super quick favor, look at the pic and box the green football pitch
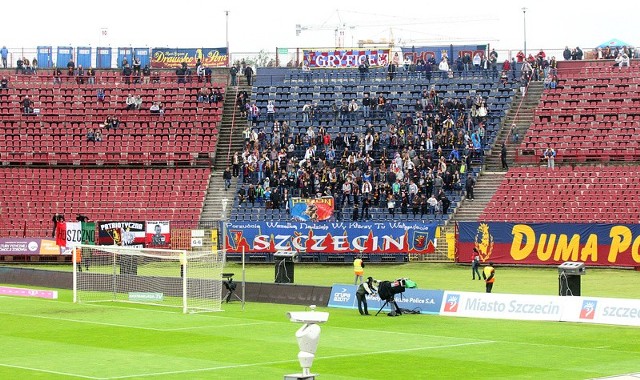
[1,263,639,379]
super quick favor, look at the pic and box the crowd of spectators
[16,56,37,75]
[197,86,223,104]
[229,74,497,221]
[229,59,254,86]
[121,57,151,85]
[593,45,635,61]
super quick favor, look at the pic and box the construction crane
[298,10,498,49]
[296,10,356,48]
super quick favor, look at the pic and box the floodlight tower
[522,7,528,57]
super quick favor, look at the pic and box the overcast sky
[1,1,636,53]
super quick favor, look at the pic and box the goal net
[73,244,224,313]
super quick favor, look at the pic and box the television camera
[222,273,241,303]
[375,278,417,316]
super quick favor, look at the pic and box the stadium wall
[0,267,331,306]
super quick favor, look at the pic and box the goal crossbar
[72,244,223,313]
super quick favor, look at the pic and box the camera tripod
[222,273,242,303]
[375,297,401,316]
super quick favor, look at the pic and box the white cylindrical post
[242,245,246,311]
[522,7,527,58]
[72,246,77,303]
[182,252,188,314]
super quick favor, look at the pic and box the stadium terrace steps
[200,169,237,222]
[484,82,544,171]
[450,171,506,222]
[213,85,252,170]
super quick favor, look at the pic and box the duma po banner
[458,222,640,267]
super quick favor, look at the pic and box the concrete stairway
[484,81,544,171]
[200,168,234,222]
[451,171,506,222]
[200,84,251,222]
[214,85,251,170]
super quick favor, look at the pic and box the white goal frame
[72,244,223,313]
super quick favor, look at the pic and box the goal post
[73,244,224,313]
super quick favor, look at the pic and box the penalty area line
[103,340,494,379]
[163,321,276,331]
[0,310,275,332]
[0,362,102,379]
[0,311,170,332]
[320,340,495,360]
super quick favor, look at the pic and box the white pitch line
[103,341,494,379]
[162,321,275,331]
[0,362,102,379]
[320,340,493,360]
[0,310,274,332]
[0,311,170,331]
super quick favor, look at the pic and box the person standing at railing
[387,62,397,81]
[301,61,311,82]
[87,67,95,85]
[229,65,238,86]
[0,46,7,68]
[501,142,508,170]
[244,65,254,86]
[76,65,85,85]
[142,65,150,84]
[22,57,31,74]
[67,58,75,77]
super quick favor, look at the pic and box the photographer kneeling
[356,277,378,316]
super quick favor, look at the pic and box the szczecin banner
[223,221,436,254]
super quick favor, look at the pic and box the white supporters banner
[56,222,82,248]
[440,291,564,321]
[146,221,171,248]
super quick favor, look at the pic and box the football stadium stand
[0,167,210,237]
[228,67,517,225]
[0,71,223,166]
[518,61,640,163]
[480,165,640,223]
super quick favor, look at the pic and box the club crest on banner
[475,223,494,262]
